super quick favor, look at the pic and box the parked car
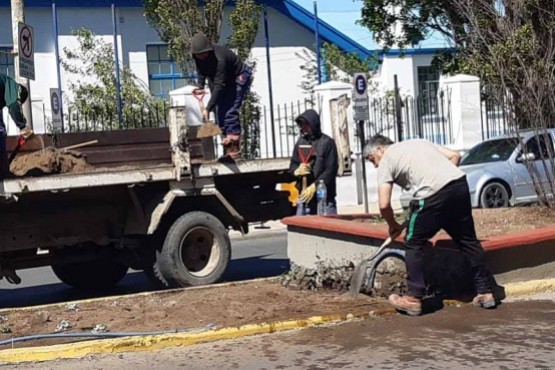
[400,129,555,209]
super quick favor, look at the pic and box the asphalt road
[7,297,555,370]
[0,231,288,309]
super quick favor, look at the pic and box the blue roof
[0,0,374,59]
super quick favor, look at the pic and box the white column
[439,74,482,150]
[313,81,356,152]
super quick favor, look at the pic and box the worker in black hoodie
[290,109,339,215]
[191,32,253,159]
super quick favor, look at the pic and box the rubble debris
[281,256,408,297]
[91,324,109,334]
[29,311,51,326]
[281,259,355,292]
[0,326,11,334]
[65,303,79,312]
[0,315,8,323]
[54,320,72,333]
[10,147,92,177]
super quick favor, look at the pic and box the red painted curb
[282,215,555,252]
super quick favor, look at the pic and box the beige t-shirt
[377,139,465,199]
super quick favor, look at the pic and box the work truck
[0,107,297,290]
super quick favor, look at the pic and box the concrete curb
[0,278,554,364]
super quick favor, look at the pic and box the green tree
[297,42,375,95]
[145,0,263,158]
[61,28,163,131]
[144,0,225,73]
[228,0,263,159]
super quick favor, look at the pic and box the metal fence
[481,91,511,139]
[258,96,322,159]
[366,93,453,145]
[65,100,169,132]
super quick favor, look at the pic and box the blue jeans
[215,66,253,136]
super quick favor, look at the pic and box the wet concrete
[6,298,555,370]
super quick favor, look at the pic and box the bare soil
[354,207,555,239]
[10,147,92,177]
[0,280,385,349]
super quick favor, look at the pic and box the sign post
[353,73,370,213]
[50,88,62,132]
[18,22,35,80]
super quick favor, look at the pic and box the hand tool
[194,91,222,138]
[349,220,409,296]
[8,134,30,166]
[296,144,315,215]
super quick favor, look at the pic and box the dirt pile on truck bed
[10,147,92,177]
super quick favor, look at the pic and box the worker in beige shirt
[365,134,497,316]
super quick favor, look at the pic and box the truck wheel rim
[180,227,221,278]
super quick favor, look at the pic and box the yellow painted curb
[0,309,395,364]
[503,278,555,297]
[0,278,553,365]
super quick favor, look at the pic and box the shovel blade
[197,123,222,138]
[349,261,368,296]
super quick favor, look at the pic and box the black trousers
[405,177,493,298]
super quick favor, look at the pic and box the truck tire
[52,258,128,290]
[157,211,231,287]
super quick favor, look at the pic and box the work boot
[472,293,497,309]
[221,134,241,161]
[388,294,422,316]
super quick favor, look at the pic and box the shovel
[296,144,315,215]
[193,91,222,139]
[349,220,409,296]
[8,134,32,166]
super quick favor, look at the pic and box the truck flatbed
[0,158,291,195]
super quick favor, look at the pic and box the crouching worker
[191,32,253,160]
[365,134,498,316]
[290,109,338,215]
[0,73,33,177]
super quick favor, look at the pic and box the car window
[524,134,554,160]
[460,138,518,165]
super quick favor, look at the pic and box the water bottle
[316,180,327,215]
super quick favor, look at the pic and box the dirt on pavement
[10,147,92,177]
[0,280,386,349]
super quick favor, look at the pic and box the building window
[417,66,440,116]
[0,48,15,78]
[147,44,194,98]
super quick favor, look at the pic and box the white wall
[372,53,435,98]
[0,5,324,135]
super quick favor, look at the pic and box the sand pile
[10,147,92,177]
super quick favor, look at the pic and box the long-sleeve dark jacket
[0,74,26,129]
[193,43,245,113]
[289,109,338,204]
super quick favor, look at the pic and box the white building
[0,0,374,135]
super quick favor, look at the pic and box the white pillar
[313,81,356,153]
[439,74,482,150]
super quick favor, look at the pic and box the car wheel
[480,182,510,208]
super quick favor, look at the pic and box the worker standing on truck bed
[0,73,33,177]
[290,109,338,215]
[365,134,498,316]
[191,32,253,160]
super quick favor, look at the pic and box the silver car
[400,129,555,208]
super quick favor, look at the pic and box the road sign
[18,22,35,80]
[353,73,369,121]
[50,88,63,131]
